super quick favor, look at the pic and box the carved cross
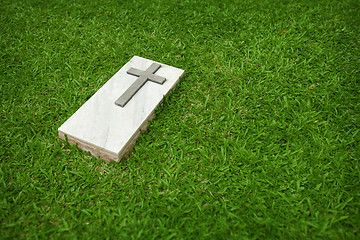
[115,63,166,107]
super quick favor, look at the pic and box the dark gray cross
[115,63,166,107]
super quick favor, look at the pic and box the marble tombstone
[58,56,185,162]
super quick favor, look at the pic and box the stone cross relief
[115,63,166,107]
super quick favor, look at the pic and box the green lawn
[1,0,359,239]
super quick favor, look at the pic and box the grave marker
[58,56,184,162]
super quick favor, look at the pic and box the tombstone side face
[58,56,185,162]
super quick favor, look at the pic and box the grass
[1,0,359,239]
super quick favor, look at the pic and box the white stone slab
[58,56,184,162]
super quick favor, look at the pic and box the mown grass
[1,0,359,239]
